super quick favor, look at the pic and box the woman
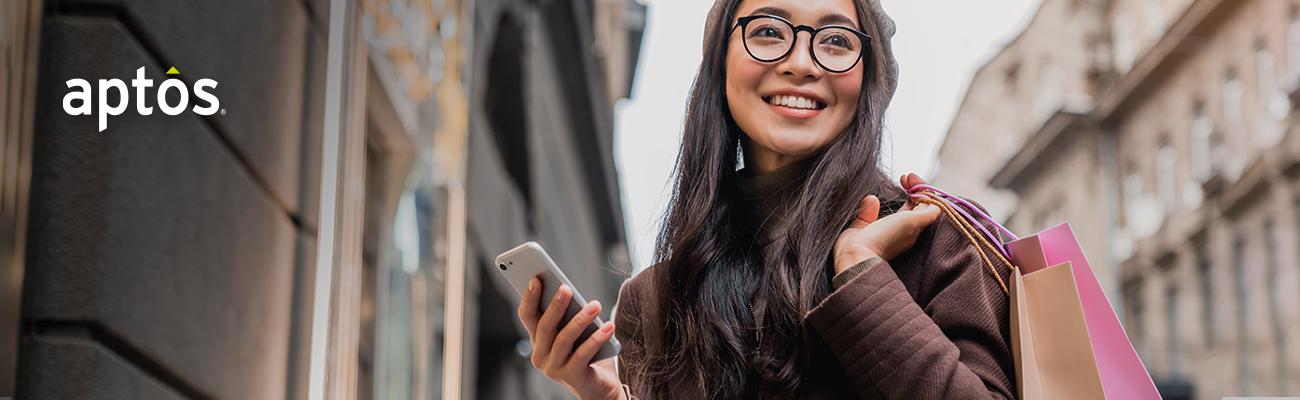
[516,0,1016,398]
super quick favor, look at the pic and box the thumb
[850,195,881,229]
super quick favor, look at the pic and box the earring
[735,138,745,171]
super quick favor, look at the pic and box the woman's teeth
[764,95,826,110]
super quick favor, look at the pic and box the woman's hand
[832,173,943,274]
[517,277,625,400]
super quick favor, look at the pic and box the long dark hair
[640,0,903,397]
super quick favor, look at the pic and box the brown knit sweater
[614,160,1017,399]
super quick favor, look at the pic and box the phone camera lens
[499,263,508,271]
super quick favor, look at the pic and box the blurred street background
[1,0,1298,399]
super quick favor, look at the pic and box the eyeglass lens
[741,16,864,72]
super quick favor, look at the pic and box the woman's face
[725,0,865,172]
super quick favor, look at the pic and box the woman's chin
[764,137,830,158]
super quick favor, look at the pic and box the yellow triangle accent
[166,66,180,75]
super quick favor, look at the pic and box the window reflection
[375,157,448,400]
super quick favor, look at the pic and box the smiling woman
[515,0,1019,398]
[724,1,871,174]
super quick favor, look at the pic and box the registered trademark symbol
[219,109,227,115]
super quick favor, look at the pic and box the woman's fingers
[860,203,942,260]
[892,203,941,229]
[548,300,602,369]
[911,202,942,227]
[901,172,927,190]
[531,285,572,367]
[517,276,541,336]
[900,172,929,211]
[564,321,615,372]
[851,195,881,229]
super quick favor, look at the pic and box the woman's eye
[751,26,784,39]
[820,34,853,50]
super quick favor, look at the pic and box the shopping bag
[1008,224,1161,400]
[1007,233,1105,399]
[907,185,1160,400]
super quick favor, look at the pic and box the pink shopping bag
[1007,224,1160,400]
[908,184,1160,400]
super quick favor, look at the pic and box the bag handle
[907,184,1019,243]
[910,190,1014,296]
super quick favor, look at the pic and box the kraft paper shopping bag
[908,185,1160,400]
[1009,224,1160,399]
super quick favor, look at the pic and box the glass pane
[744,17,792,60]
[375,157,448,400]
[813,28,861,70]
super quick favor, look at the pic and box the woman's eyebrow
[818,13,857,28]
[749,6,790,19]
[747,7,858,29]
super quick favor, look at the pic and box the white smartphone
[495,241,620,361]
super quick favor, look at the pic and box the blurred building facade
[1,0,643,399]
[935,0,1300,398]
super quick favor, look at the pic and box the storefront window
[375,157,449,400]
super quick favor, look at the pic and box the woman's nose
[779,32,822,80]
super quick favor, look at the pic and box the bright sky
[613,0,1044,269]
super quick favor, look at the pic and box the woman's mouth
[763,94,827,119]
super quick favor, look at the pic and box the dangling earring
[735,137,745,171]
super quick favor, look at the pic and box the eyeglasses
[730,15,871,73]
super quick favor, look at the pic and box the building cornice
[1095,0,1248,126]
[990,110,1089,191]
[1122,123,1300,274]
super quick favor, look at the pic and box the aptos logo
[62,66,222,132]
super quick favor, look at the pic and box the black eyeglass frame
[730,14,873,74]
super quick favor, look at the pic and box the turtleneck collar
[740,156,817,246]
